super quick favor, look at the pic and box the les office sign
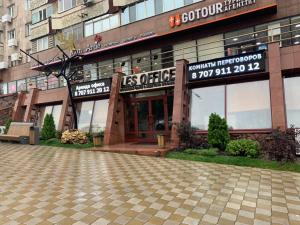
[120,67,176,93]
[169,0,257,28]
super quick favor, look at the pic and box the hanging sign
[187,51,265,82]
[71,78,111,98]
[120,67,176,93]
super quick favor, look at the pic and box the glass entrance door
[125,93,173,142]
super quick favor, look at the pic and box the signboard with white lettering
[120,67,176,93]
[187,51,266,82]
[71,78,111,98]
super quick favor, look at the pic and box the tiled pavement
[0,144,300,225]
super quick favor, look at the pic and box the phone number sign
[71,78,111,98]
[187,51,266,82]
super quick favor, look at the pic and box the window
[62,23,83,41]
[40,105,62,129]
[115,56,131,75]
[132,51,151,73]
[77,100,109,133]
[225,27,256,56]
[25,23,31,37]
[17,79,27,92]
[58,0,76,12]
[36,36,49,52]
[197,34,225,61]
[284,77,300,128]
[84,14,120,37]
[0,83,8,95]
[8,81,17,94]
[36,76,47,90]
[7,29,16,40]
[47,75,60,89]
[98,60,114,78]
[190,81,272,130]
[32,6,53,24]
[24,0,31,11]
[83,63,98,81]
[191,86,225,130]
[227,81,272,129]
[174,41,197,63]
[8,5,14,17]
[291,16,300,45]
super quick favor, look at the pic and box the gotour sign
[187,51,265,82]
[71,78,112,98]
[169,0,256,28]
[120,67,176,93]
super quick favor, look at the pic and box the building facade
[0,0,300,146]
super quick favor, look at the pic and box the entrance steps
[91,142,173,157]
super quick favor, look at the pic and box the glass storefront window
[174,41,197,63]
[99,60,114,78]
[52,105,62,130]
[197,34,225,61]
[284,77,300,127]
[47,75,59,89]
[191,86,225,130]
[226,81,272,129]
[132,51,151,73]
[114,56,131,75]
[83,63,98,81]
[77,100,109,133]
[77,101,94,132]
[39,104,62,130]
[8,81,17,94]
[36,76,47,90]
[90,100,109,133]
[0,83,8,95]
[225,27,256,56]
[16,79,26,92]
[291,16,300,45]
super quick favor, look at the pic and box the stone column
[268,42,287,130]
[57,87,69,131]
[12,91,26,121]
[171,59,189,147]
[104,73,125,145]
[23,88,39,122]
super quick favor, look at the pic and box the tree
[208,113,230,150]
[41,114,56,140]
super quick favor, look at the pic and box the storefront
[120,67,176,142]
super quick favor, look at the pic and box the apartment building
[0,0,300,146]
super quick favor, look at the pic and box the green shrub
[208,113,230,150]
[41,114,56,140]
[4,118,12,134]
[184,149,200,155]
[226,139,260,158]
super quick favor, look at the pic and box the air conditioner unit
[2,14,12,23]
[11,53,22,61]
[0,61,8,69]
[8,39,18,47]
[83,0,94,6]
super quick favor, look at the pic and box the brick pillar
[57,87,69,131]
[268,42,287,130]
[23,88,39,122]
[12,91,26,121]
[104,73,125,145]
[171,59,189,147]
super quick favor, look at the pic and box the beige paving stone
[1,143,300,225]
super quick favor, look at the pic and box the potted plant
[93,129,104,147]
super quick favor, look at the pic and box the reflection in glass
[227,81,272,129]
[77,101,94,132]
[91,99,109,132]
[284,77,300,127]
[138,101,149,131]
[152,99,165,131]
[191,86,225,130]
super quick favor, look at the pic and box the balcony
[1,14,12,23]
[11,53,22,61]
[0,62,8,70]
[8,39,18,47]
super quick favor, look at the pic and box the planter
[93,136,103,147]
[157,134,166,148]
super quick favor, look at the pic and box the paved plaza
[0,143,300,225]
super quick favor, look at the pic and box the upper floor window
[32,5,53,24]
[36,36,49,52]
[25,23,31,37]
[84,14,120,37]
[58,0,76,12]
[62,23,83,41]
[8,4,15,17]
[7,29,16,40]
[24,0,31,11]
